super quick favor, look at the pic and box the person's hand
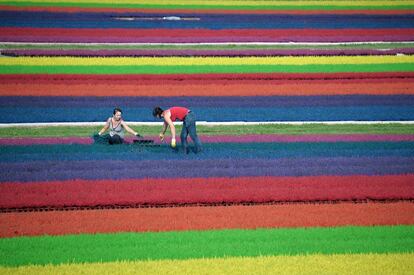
[159,133,165,142]
[171,138,176,148]
[135,133,142,138]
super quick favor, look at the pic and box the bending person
[97,107,140,144]
[153,106,202,153]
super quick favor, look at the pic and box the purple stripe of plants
[3,95,413,108]
[2,134,414,146]
[3,48,414,57]
[0,157,413,182]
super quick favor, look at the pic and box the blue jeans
[181,112,202,153]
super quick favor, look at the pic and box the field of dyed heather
[0,0,414,274]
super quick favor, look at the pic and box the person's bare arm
[98,119,110,135]
[163,113,176,140]
[161,121,168,135]
[159,111,170,141]
[121,121,138,136]
[162,111,176,147]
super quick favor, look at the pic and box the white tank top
[109,118,125,138]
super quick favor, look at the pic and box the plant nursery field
[0,1,413,274]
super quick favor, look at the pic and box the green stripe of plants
[2,2,413,10]
[1,64,413,74]
[1,124,414,138]
[0,225,412,267]
[2,43,414,51]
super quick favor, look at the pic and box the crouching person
[95,107,140,144]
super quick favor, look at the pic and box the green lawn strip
[1,64,413,74]
[1,2,413,11]
[2,43,414,51]
[0,225,412,267]
[199,124,414,136]
[1,124,414,138]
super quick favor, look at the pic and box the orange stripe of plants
[1,82,412,96]
[1,202,413,237]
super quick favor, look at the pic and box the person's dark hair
[153,106,164,117]
[113,107,122,115]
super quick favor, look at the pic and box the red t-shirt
[168,107,189,121]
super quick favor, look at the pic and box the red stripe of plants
[0,175,413,209]
[1,6,412,15]
[2,27,413,39]
[1,202,413,237]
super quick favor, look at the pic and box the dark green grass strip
[1,64,413,74]
[0,225,412,267]
[2,2,413,11]
[1,124,414,138]
[2,141,413,157]
[2,43,414,51]
[2,142,412,164]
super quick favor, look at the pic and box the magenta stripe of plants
[1,134,414,146]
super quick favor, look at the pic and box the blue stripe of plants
[1,157,412,182]
[2,106,414,123]
[2,95,413,108]
[1,11,414,29]
[1,142,413,162]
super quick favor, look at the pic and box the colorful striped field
[0,1,414,274]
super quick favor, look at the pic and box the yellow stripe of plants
[0,253,412,275]
[1,55,413,66]
[0,0,411,8]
